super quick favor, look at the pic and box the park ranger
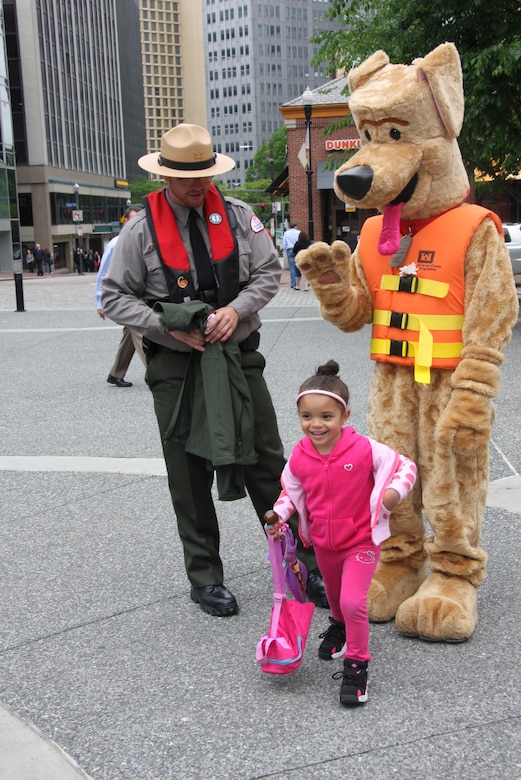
[102,123,327,617]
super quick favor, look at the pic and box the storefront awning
[266,167,289,197]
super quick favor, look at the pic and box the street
[0,271,520,780]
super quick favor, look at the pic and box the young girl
[265,360,416,706]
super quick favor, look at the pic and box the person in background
[266,360,416,706]
[43,247,52,274]
[101,123,327,617]
[96,204,146,388]
[74,248,83,274]
[25,248,34,273]
[34,243,45,276]
[282,222,300,290]
[293,230,312,291]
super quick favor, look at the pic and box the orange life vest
[144,183,239,306]
[359,204,503,384]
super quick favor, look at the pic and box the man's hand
[168,306,239,351]
[203,306,239,344]
[169,329,207,352]
[97,308,105,320]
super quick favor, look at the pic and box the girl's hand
[382,487,400,512]
[264,510,284,538]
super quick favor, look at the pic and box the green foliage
[217,180,274,221]
[127,175,164,203]
[245,125,288,183]
[312,0,521,180]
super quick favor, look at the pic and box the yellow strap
[371,338,462,360]
[381,274,449,299]
[370,338,463,384]
[373,310,464,331]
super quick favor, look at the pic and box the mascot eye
[364,129,371,141]
[390,128,401,140]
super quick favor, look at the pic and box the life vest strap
[373,309,464,331]
[380,274,449,299]
[370,337,463,384]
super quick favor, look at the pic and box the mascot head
[335,43,470,253]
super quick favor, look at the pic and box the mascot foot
[367,559,427,623]
[395,572,478,642]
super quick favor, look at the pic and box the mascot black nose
[336,165,373,200]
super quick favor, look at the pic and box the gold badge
[177,276,189,289]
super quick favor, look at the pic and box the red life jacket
[144,183,240,306]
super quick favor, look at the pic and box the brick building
[279,76,373,247]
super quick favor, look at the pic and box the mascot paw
[296,240,351,296]
[395,572,477,642]
[367,559,427,623]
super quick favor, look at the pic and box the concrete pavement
[1,270,520,779]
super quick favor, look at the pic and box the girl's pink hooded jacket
[273,426,416,549]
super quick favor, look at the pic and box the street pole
[304,101,314,241]
[13,252,25,312]
[73,183,84,274]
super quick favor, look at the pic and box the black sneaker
[333,658,369,705]
[318,617,346,660]
[305,568,329,608]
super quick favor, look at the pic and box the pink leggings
[314,543,380,662]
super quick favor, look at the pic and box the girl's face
[298,393,350,455]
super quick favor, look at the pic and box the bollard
[12,256,25,312]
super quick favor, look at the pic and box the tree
[127,174,164,204]
[245,125,288,183]
[312,0,521,180]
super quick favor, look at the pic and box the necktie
[188,209,215,292]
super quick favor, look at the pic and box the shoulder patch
[250,215,264,233]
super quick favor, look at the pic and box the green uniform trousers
[146,346,318,587]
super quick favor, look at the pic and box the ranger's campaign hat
[138,123,236,178]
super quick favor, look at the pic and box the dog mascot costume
[297,43,519,642]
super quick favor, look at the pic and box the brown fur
[297,43,519,641]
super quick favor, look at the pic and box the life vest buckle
[397,276,418,293]
[389,339,408,358]
[390,311,408,330]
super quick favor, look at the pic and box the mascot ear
[348,50,389,93]
[414,42,464,138]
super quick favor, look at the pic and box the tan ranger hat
[138,123,236,178]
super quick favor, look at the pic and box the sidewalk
[1,273,520,779]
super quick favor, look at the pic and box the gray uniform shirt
[102,191,281,352]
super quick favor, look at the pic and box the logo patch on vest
[250,215,264,233]
[417,250,435,264]
[208,212,222,225]
[177,276,189,289]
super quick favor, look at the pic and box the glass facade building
[0,0,19,273]
[204,0,340,186]
[3,0,144,270]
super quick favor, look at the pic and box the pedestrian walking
[96,205,146,387]
[282,223,300,289]
[34,243,45,276]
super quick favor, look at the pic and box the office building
[0,0,19,274]
[203,0,340,186]
[3,0,143,272]
[138,0,206,159]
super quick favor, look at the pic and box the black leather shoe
[306,569,329,608]
[107,374,133,387]
[190,584,239,617]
